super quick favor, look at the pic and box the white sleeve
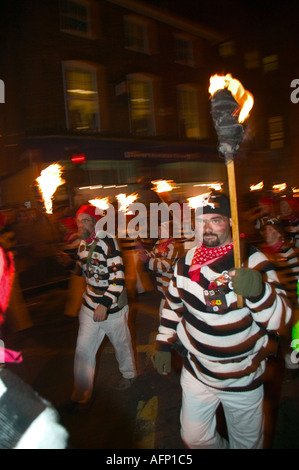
[14,407,69,449]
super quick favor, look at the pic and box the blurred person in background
[0,216,68,449]
[145,219,186,318]
[54,204,84,319]
[152,193,291,449]
[259,217,299,370]
[279,196,299,248]
[0,211,33,342]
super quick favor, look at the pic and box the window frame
[174,34,195,67]
[127,73,156,136]
[124,15,151,55]
[59,0,92,38]
[62,60,100,132]
[177,84,201,139]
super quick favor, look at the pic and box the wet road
[3,287,299,450]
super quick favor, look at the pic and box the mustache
[203,232,218,237]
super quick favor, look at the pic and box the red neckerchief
[157,238,172,255]
[85,232,96,244]
[263,240,284,255]
[188,243,233,282]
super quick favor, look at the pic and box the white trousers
[180,367,264,449]
[71,305,136,403]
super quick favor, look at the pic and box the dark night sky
[142,0,299,43]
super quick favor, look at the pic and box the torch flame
[116,193,139,214]
[209,73,254,123]
[89,197,110,211]
[250,181,264,191]
[187,192,212,209]
[272,183,287,193]
[151,180,175,193]
[36,163,65,214]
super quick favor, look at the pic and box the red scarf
[157,238,172,255]
[189,243,233,282]
[263,240,284,255]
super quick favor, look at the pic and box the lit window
[63,63,99,131]
[263,54,279,72]
[127,75,155,136]
[124,16,149,53]
[177,86,200,139]
[175,35,194,66]
[60,0,90,37]
[269,116,284,148]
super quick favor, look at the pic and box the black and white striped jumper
[147,238,185,295]
[262,242,299,309]
[156,244,292,392]
[77,232,126,315]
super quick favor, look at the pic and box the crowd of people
[0,189,298,449]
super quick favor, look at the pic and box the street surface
[3,286,299,450]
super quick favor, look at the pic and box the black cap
[201,194,231,217]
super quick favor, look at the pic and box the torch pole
[226,156,243,308]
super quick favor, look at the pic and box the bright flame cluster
[187,192,212,209]
[151,180,175,193]
[89,197,110,211]
[209,73,254,123]
[116,193,139,214]
[36,163,65,214]
[250,181,264,191]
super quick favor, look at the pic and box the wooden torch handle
[226,158,243,308]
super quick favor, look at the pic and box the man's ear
[229,218,232,227]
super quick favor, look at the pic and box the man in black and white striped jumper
[147,220,186,317]
[152,194,291,449]
[70,205,136,409]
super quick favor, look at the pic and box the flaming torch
[151,179,175,204]
[36,163,65,214]
[209,74,254,307]
[116,193,139,215]
[89,197,110,215]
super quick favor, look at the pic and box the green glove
[230,268,263,298]
[151,351,171,375]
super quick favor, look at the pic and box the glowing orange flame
[36,163,65,214]
[209,74,254,123]
[116,193,139,214]
[272,183,287,193]
[187,192,212,209]
[250,181,264,191]
[193,183,223,191]
[151,180,175,193]
[89,197,110,211]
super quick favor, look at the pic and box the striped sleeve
[99,236,125,309]
[246,249,292,332]
[156,261,184,351]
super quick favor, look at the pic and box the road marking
[133,396,158,449]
